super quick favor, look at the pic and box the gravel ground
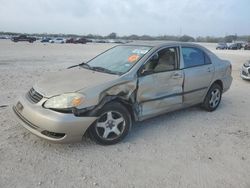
[0,40,250,188]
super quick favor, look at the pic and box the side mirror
[151,53,159,61]
[67,61,85,69]
[140,68,154,76]
[139,53,159,76]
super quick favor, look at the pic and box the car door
[136,46,184,120]
[181,46,214,105]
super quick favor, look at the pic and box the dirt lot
[0,40,250,188]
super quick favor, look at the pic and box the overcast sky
[0,0,249,36]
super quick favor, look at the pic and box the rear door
[136,46,184,120]
[181,47,214,105]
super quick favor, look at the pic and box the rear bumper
[13,95,97,143]
[221,75,233,93]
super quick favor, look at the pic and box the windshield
[86,45,152,74]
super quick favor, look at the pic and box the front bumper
[12,95,97,143]
[241,66,250,80]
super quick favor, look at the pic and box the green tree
[107,32,117,39]
[179,35,195,42]
[224,35,237,43]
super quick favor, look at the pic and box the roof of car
[126,40,201,48]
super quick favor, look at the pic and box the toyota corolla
[13,42,232,145]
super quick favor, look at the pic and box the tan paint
[13,41,233,143]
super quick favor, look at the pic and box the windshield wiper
[67,63,121,75]
[91,66,120,75]
[67,62,91,69]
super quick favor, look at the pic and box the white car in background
[241,60,250,80]
[49,38,65,44]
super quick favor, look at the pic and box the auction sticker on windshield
[132,49,149,54]
[128,54,140,63]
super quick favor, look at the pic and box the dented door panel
[137,70,184,119]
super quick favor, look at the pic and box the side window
[182,47,205,68]
[141,47,178,74]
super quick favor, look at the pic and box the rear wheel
[202,83,222,112]
[89,102,132,145]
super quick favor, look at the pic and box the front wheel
[202,84,222,112]
[89,102,132,145]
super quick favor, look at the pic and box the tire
[202,83,222,112]
[88,102,132,145]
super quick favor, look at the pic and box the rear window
[182,47,210,68]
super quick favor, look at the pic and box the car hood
[34,67,119,97]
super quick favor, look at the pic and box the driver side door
[136,46,184,120]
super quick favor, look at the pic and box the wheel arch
[85,97,134,144]
[202,79,223,102]
[94,95,137,122]
[212,79,223,90]
[112,97,136,122]
[75,94,137,122]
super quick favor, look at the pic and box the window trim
[138,46,180,77]
[181,46,212,69]
[204,51,212,65]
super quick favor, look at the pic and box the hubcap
[95,111,125,140]
[209,88,221,108]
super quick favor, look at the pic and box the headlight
[244,62,250,67]
[44,93,85,109]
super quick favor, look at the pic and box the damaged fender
[73,80,140,120]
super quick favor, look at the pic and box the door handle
[207,67,211,72]
[172,72,182,79]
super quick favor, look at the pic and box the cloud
[0,0,249,36]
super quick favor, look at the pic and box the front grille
[27,88,43,103]
[248,69,250,74]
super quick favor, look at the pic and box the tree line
[1,31,249,43]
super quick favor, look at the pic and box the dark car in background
[75,38,87,44]
[11,35,36,43]
[66,38,75,43]
[228,43,242,50]
[216,43,228,50]
[244,43,250,50]
[41,37,52,43]
[66,37,89,44]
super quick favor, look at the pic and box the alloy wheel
[209,88,221,108]
[95,111,126,140]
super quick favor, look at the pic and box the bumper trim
[241,74,250,80]
[13,106,68,141]
[13,106,39,130]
